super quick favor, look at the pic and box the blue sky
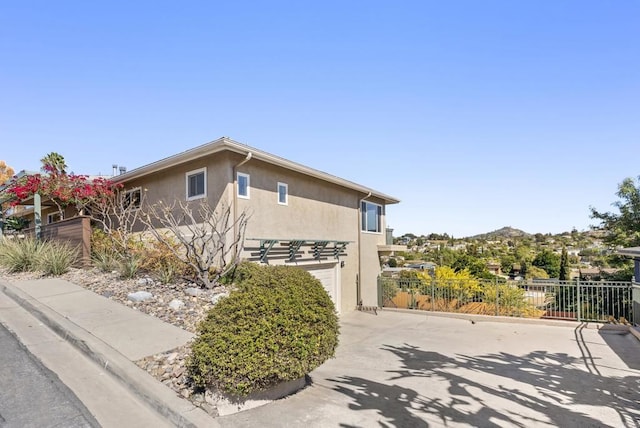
[1,1,638,237]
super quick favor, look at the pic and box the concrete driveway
[219,310,640,427]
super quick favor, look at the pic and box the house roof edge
[113,137,400,204]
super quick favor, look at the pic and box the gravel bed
[0,267,223,416]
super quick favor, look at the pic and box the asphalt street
[0,322,99,428]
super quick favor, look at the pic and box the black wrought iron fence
[378,276,634,323]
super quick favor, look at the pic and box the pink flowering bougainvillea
[3,161,122,220]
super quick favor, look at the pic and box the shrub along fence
[378,276,634,324]
[22,216,91,265]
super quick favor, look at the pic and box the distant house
[579,268,601,281]
[407,262,437,271]
[397,236,411,245]
[510,263,522,277]
[567,247,580,257]
[405,262,437,277]
[486,262,501,275]
[381,267,410,278]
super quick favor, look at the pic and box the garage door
[303,263,340,312]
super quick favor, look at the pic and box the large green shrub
[188,263,339,396]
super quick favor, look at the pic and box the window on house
[361,201,382,233]
[237,172,250,199]
[123,187,142,209]
[186,168,206,200]
[47,212,62,224]
[277,182,288,205]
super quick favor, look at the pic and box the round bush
[187,263,339,396]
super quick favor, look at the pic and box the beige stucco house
[112,137,401,313]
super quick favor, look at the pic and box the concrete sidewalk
[0,278,217,428]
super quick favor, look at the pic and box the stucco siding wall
[359,230,386,307]
[124,154,232,205]
[116,151,388,314]
[234,158,363,313]
[236,159,356,239]
[121,153,235,231]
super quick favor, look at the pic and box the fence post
[34,193,42,240]
[431,278,435,312]
[495,277,499,316]
[576,277,581,322]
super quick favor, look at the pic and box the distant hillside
[470,227,531,240]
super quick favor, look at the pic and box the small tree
[0,160,14,184]
[142,200,249,289]
[559,246,569,281]
[590,176,640,248]
[432,266,481,304]
[532,249,561,278]
[526,265,549,280]
[89,187,144,257]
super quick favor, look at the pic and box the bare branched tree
[142,200,249,289]
[90,188,146,256]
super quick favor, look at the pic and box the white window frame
[186,167,207,201]
[361,201,383,233]
[237,172,250,199]
[277,182,288,205]
[123,187,142,210]
[47,212,62,224]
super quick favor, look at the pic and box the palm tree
[40,152,67,175]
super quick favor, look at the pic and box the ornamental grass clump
[188,263,339,397]
[91,248,120,273]
[36,240,78,276]
[0,236,44,272]
[0,237,78,275]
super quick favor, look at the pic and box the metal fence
[378,276,635,324]
[633,282,640,325]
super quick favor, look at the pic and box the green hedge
[188,263,339,396]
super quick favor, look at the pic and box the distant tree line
[391,176,640,281]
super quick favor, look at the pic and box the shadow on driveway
[330,341,640,427]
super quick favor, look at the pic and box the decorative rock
[184,287,202,297]
[172,366,186,378]
[3,265,236,416]
[127,291,153,302]
[211,292,229,305]
[169,299,185,311]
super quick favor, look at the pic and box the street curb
[1,282,218,428]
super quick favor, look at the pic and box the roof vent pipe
[112,164,118,176]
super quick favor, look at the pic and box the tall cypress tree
[559,246,569,281]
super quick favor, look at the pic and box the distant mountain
[470,227,531,240]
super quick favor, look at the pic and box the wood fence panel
[25,216,91,265]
